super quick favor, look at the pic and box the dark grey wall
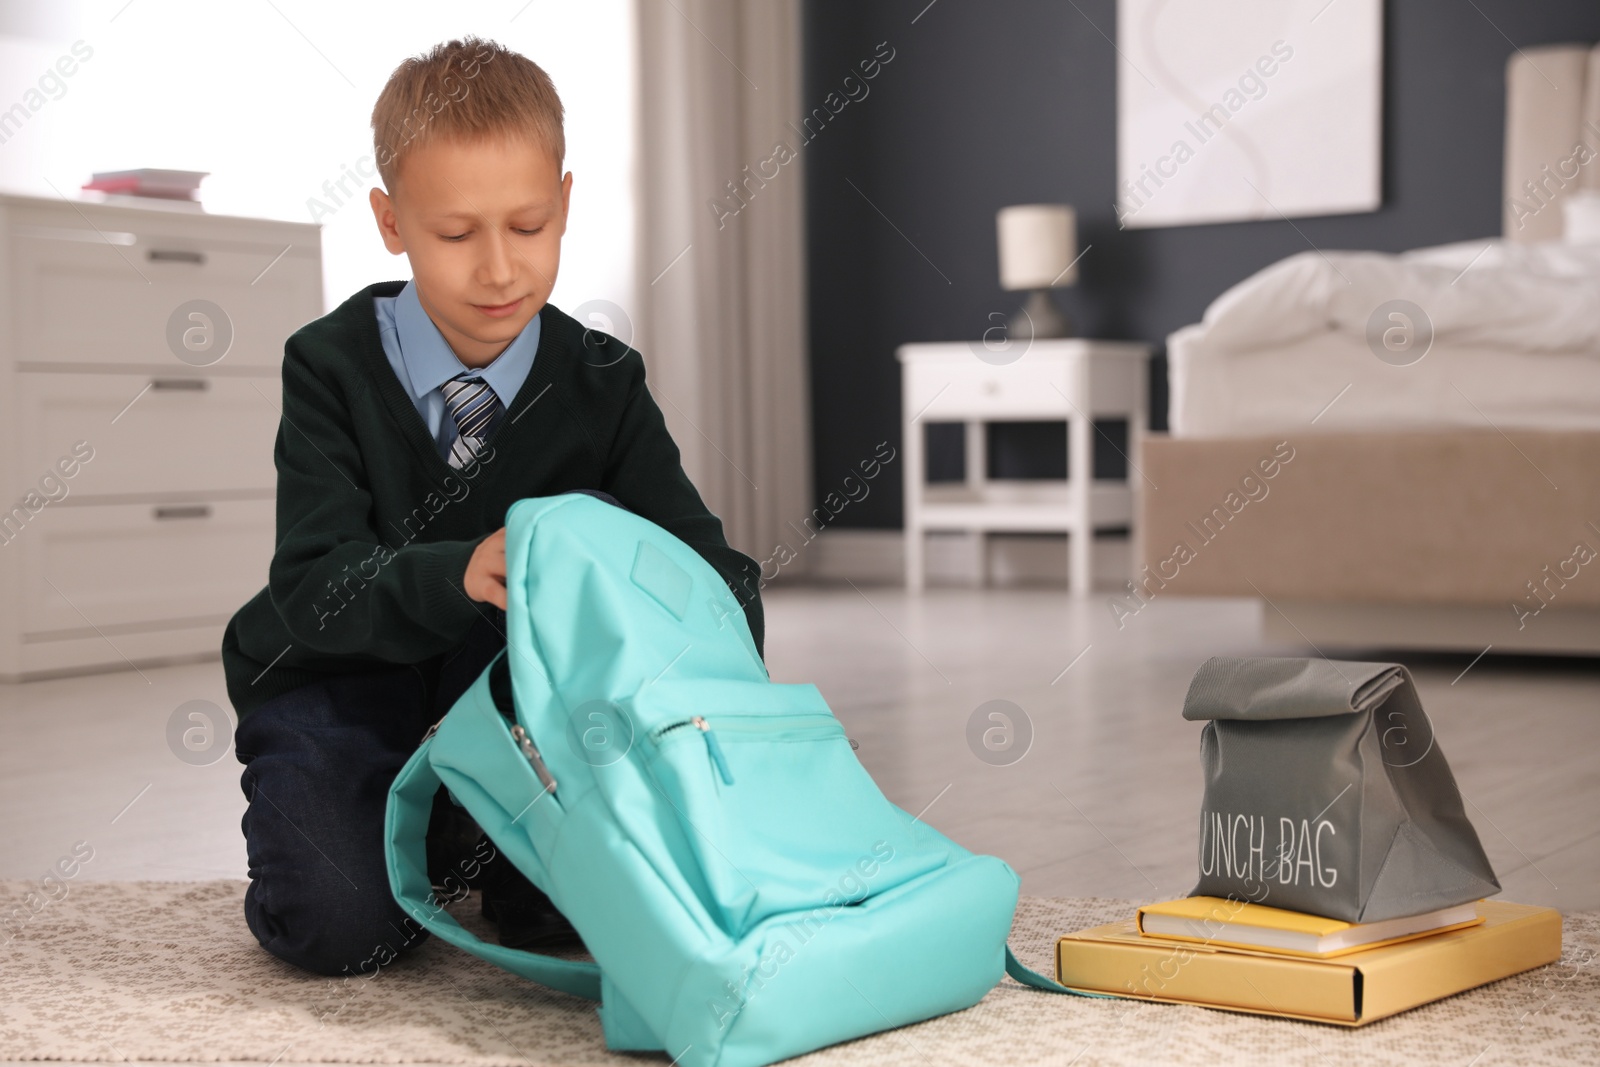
[802,0,1600,528]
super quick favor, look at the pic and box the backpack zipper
[509,724,559,794]
[648,712,854,785]
[650,715,735,785]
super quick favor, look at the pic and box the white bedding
[1169,239,1600,435]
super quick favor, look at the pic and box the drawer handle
[153,505,212,521]
[150,377,208,391]
[148,249,206,265]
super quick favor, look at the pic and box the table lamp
[997,204,1077,339]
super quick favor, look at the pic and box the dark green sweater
[222,281,764,718]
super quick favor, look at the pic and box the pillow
[1562,189,1600,244]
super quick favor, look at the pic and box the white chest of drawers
[0,193,321,679]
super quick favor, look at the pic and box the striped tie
[440,372,504,469]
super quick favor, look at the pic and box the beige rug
[1,880,1595,1066]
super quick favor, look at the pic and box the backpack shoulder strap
[1005,945,1111,997]
[385,734,603,1001]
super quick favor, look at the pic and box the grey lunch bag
[1182,656,1500,923]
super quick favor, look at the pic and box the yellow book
[1058,900,1561,1026]
[1135,895,1484,958]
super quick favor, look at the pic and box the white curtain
[634,0,812,568]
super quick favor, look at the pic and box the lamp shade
[997,204,1077,290]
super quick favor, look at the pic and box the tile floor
[2,588,1596,915]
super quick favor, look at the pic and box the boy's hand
[465,528,508,610]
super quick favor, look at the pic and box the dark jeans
[235,610,509,976]
[234,491,619,976]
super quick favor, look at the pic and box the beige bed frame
[1503,43,1600,243]
[1135,432,1600,655]
[1137,45,1600,656]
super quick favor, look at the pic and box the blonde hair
[370,36,564,190]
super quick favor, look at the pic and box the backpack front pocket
[641,711,939,938]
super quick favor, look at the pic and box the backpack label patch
[631,539,692,619]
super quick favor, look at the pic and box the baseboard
[799,528,1132,588]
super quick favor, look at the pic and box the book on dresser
[81,168,210,200]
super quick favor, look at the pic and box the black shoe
[474,836,584,951]
[425,789,490,896]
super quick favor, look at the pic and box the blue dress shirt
[374,279,540,459]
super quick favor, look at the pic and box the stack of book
[1055,895,1562,1025]
[81,168,209,201]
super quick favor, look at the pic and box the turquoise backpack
[385,495,1085,1067]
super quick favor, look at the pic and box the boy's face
[370,135,572,368]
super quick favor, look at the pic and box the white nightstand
[896,339,1150,594]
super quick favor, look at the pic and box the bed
[1136,44,1600,655]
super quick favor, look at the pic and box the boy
[222,37,764,978]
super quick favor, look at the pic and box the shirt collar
[391,278,541,404]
